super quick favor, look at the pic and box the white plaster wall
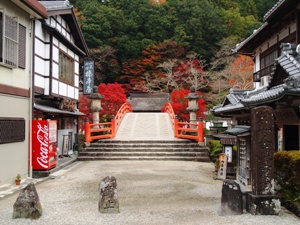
[52,79,59,95]
[74,88,79,100]
[0,95,29,186]
[74,75,79,88]
[52,63,59,79]
[34,75,45,88]
[44,78,50,95]
[68,86,75,99]
[59,82,67,96]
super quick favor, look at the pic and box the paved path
[0,161,299,225]
[115,112,176,140]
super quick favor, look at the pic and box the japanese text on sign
[84,60,94,94]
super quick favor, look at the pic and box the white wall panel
[35,57,49,76]
[68,49,74,58]
[255,54,260,72]
[52,79,59,94]
[34,75,45,88]
[74,75,79,88]
[44,78,49,95]
[52,63,59,79]
[74,88,79,100]
[53,37,59,46]
[59,82,67,96]
[35,39,45,58]
[60,43,67,53]
[74,61,79,74]
[53,46,59,62]
[34,21,43,40]
[68,86,75,99]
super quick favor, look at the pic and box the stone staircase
[77,139,210,162]
[78,112,210,162]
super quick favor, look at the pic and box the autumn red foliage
[98,83,127,121]
[168,88,206,121]
[120,40,186,93]
[78,83,127,131]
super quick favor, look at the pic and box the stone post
[186,86,201,127]
[247,106,280,215]
[88,86,103,127]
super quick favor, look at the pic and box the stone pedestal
[220,180,243,215]
[247,193,280,215]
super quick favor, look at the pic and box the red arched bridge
[85,102,204,143]
[80,102,209,162]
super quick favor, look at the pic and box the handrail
[164,102,176,128]
[163,102,204,143]
[85,102,132,143]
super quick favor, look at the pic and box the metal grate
[0,118,25,144]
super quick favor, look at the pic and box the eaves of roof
[234,22,267,54]
[224,125,251,135]
[212,102,245,114]
[11,0,48,19]
[263,0,286,21]
[241,85,286,105]
[39,1,89,56]
[42,22,87,56]
[34,103,85,116]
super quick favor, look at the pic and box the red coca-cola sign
[32,120,57,170]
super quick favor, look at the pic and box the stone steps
[78,139,210,162]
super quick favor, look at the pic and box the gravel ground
[0,161,299,225]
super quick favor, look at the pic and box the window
[59,52,74,84]
[0,118,25,144]
[0,11,19,68]
[18,24,26,69]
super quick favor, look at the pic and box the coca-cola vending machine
[32,120,58,170]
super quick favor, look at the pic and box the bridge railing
[163,102,204,143]
[85,102,132,142]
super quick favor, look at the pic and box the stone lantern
[186,86,201,125]
[88,86,103,126]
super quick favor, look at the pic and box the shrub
[274,150,300,217]
[208,140,222,163]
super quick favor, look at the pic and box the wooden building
[33,1,88,157]
[212,0,300,215]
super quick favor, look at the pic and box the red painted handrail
[163,102,204,143]
[85,102,132,142]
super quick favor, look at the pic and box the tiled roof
[272,43,300,77]
[263,0,285,21]
[38,1,72,11]
[212,89,247,114]
[241,85,285,104]
[224,126,251,135]
[214,43,300,112]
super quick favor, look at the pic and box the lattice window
[0,10,19,68]
[0,118,25,144]
[59,52,74,84]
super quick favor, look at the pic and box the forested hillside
[70,0,278,105]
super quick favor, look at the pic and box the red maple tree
[98,83,127,121]
[78,83,127,131]
[168,88,206,121]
